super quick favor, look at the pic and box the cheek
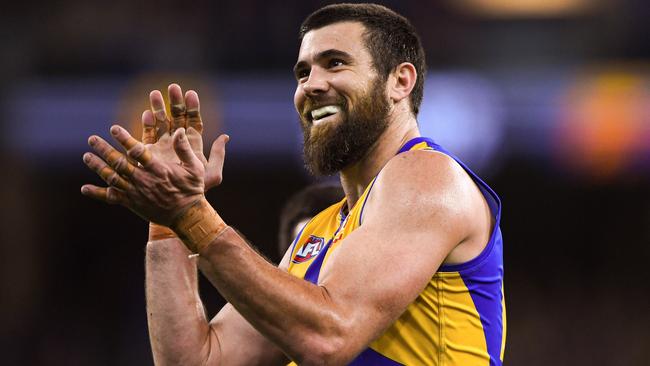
[330,76,367,105]
[294,87,305,112]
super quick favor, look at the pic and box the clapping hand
[81,84,229,226]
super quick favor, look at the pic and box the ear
[387,62,417,104]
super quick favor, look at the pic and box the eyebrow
[293,49,353,76]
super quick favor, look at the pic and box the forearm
[146,237,216,366]
[196,227,349,364]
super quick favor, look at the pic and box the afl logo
[292,235,325,264]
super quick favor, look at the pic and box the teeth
[311,105,341,120]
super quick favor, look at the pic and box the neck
[339,112,420,208]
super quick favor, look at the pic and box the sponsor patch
[292,235,325,264]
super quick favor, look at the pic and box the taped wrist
[170,198,227,253]
[148,223,177,242]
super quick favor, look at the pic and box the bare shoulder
[382,149,467,187]
[364,149,478,225]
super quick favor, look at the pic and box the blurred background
[1,0,649,365]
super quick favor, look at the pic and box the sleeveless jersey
[286,137,506,366]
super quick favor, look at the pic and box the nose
[302,68,329,96]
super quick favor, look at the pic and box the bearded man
[82,3,506,365]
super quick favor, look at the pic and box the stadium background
[1,0,649,364]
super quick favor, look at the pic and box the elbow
[151,328,217,366]
[296,336,348,366]
[293,318,356,365]
[292,286,362,365]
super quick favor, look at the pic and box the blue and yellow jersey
[286,137,506,366]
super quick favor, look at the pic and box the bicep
[317,218,455,341]
[317,152,471,346]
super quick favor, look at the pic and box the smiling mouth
[309,105,342,125]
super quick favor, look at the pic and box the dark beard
[301,78,391,176]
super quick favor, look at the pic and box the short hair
[278,182,344,258]
[299,3,427,116]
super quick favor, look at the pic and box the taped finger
[185,90,203,134]
[150,90,170,138]
[153,108,170,139]
[142,110,157,144]
[111,126,153,167]
[105,149,136,177]
[84,152,130,191]
[127,140,153,166]
[88,135,136,177]
[169,84,187,132]
[81,185,110,202]
[99,166,130,190]
[81,185,126,205]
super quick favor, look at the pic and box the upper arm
[317,150,481,354]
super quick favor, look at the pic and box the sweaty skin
[82,22,493,365]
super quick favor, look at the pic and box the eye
[328,59,345,68]
[295,68,310,81]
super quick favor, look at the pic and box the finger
[168,83,187,133]
[208,134,229,164]
[142,110,157,144]
[110,125,153,167]
[205,134,230,188]
[186,125,204,157]
[185,90,203,134]
[83,152,130,190]
[150,90,170,139]
[173,128,201,168]
[80,185,127,205]
[87,135,136,177]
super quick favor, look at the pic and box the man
[82,4,505,365]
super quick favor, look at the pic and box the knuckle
[153,110,167,121]
[105,151,117,164]
[123,136,138,150]
[127,144,144,159]
[108,173,119,185]
[106,189,118,203]
[85,155,98,168]
[95,142,110,156]
[143,126,155,136]
[115,155,127,171]
[186,109,200,119]
[171,104,186,117]
[99,166,112,180]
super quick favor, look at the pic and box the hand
[144,84,228,191]
[81,125,210,226]
[80,84,229,225]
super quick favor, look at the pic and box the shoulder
[384,149,464,183]
[362,149,479,240]
[373,149,474,210]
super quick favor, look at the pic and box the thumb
[173,128,201,168]
[208,134,230,165]
[205,134,230,189]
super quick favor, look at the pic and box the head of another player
[294,3,426,176]
[278,182,345,258]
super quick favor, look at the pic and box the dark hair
[278,182,344,258]
[299,3,426,116]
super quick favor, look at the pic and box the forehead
[298,21,370,62]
